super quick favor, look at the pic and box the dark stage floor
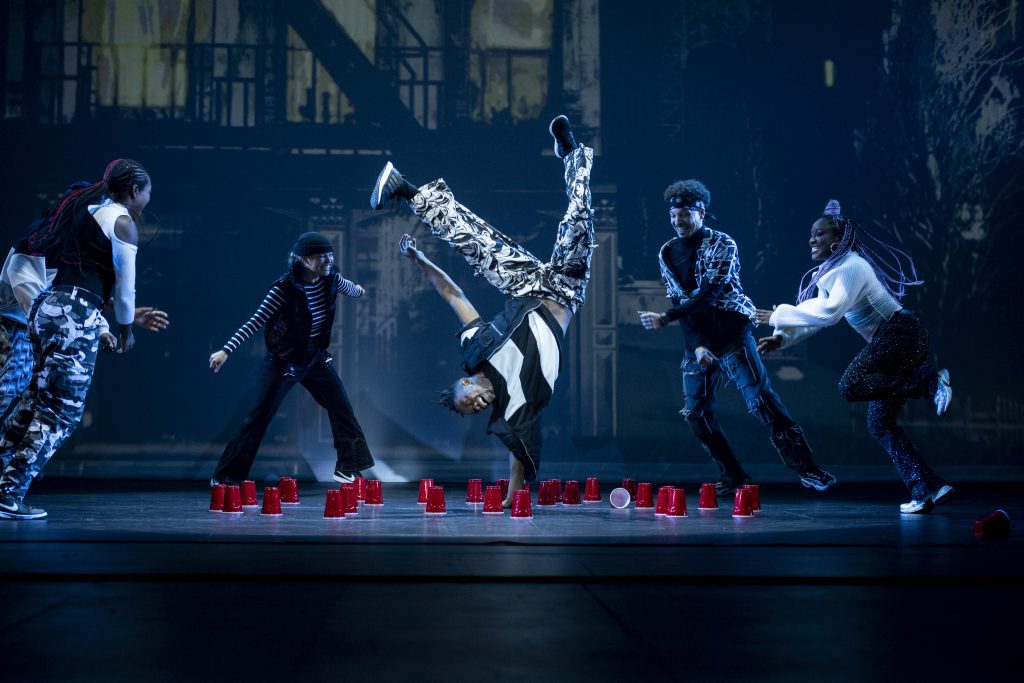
[2,480,1021,682]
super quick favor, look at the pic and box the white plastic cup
[609,487,631,509]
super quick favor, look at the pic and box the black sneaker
[370,161,413,209]
[332,465,361,484]
[548,115,577,158]
[715,477,752,498]
[0,492,47,520]
[799,467,837,491]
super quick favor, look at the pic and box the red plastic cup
[241,480,259,508]
[655,486,673,516]
[341,483,359,514]
[279,477,300,505]
[698,483,718,510]
[584,477,601,503]
[537,481,556,506]
[743,484,761,512]
[261,486,282,515]
[208,484,225,512]
[354,477,368,502]
[621,478,637,498]
[222,485,243,514]
[323,489,345,519]
[364,480,384,506]
[609,487,631,509]
[497,479,510,500]
[973,510,1010,538]
[417,478,434,504]
[549,479,562,503]
[562,480,582,505]
[425,485,447,515]
[732,488,753,517]
[482,485,504,514]
[521,482,530,493]
[635,482,654,509]
[466,478,484,505]
[667,487,687,517]
[511,489,533,518]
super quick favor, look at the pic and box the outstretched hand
[399,234,420,261]
[134,307,171,332]
[756,335,783,356]
[637,310,664,331]
[753,308,774,325]
[210,350,229,374]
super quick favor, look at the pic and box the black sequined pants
[838,311,944,499]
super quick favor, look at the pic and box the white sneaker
[934,369,952,416]
[899,497,935,514]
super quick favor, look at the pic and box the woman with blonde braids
[756,199,954,514]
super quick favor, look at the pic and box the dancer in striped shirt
[208,233,374,485]
[371,115,593,506]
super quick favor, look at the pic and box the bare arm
[400,234,479,325]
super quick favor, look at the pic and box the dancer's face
[452,376,495,415]
[809,218,841,261]
[301,251,334,279]
[122,180,152,215]
[670,205,704,239]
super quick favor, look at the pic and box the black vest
[52,206,117,302]
[263,271,340,365]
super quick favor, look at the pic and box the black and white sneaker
[930,484,955,507]
[799,467,837,491]
[548,115,577,158]
[934,369,952,416]
[0,492,48,520]
[370,161,414,210]
[900,497,935,514]
[332,465,361,484]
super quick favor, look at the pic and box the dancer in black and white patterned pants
[370,115,594,504]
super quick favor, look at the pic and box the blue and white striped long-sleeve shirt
[222,276,361,354]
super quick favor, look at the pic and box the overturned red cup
[497,478,510,500]
[364,479,384,506]
[732,488,753,517]
[323,489,345,519]
[354,477,368,502]
[635,482,654,509]
[584,477,601,503]
[620,478,637,498]
[425,485,447,515]
[609,487,631,509]
[482,485,504,514]
[341,483,359,514]
[562,480,582,505]
[537,481,556,506]
[743,484,761,512]
[655,486,673,516]
[667,487,687,517]
[973,510,1010,538]
[279,477,300,504]
[466,478,484,505]
[417,478,434,504]
[209,484,225,512]
[261,486,282,515]
[222,485,243,514]
[549,479,563,503]
[511,489,532,518]
[241,480,259,508]
[698,483,718,510]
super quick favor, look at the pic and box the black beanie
[291,232,333,257]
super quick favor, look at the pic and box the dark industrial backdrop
[1,0,1021,483]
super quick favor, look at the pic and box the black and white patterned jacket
[658,228,757,320]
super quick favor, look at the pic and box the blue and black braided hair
[796,199,923,303]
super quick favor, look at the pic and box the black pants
[213,351,373,484]
[838,311,944,499]
[680,332,816,485]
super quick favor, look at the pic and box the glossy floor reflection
[1,480,1021,681]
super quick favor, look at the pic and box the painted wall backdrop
[1,0,1021,483]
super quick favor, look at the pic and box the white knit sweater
[769,251,903,348]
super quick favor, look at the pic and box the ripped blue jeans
[680,332,816,483]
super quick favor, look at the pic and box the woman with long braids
[0,159,150,520]
[756,199,954,514]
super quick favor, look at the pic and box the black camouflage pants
[0,289,101,498]
[410,145,595,313]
